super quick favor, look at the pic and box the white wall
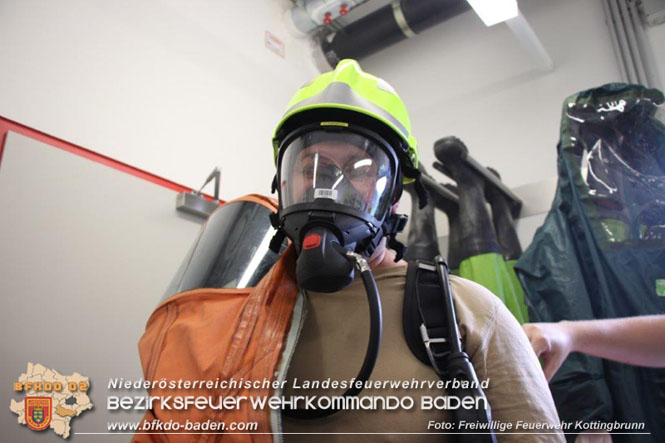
[360,0,624,246]
[0,132,203,438]
[1,0,658,249]
[362,0,621,187]
[0,0,320,200]
[646,20,665,88]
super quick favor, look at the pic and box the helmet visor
[279,130,396,219]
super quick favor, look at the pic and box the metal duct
[285,0,369,37]
[603,0,662,89]
[320,0,470,68]
[628,0,662,87]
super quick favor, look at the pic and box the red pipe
[0,116,221,201]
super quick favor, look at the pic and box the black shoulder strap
[403,260,443,366]
[403,257,497,443]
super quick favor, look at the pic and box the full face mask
[269,126,408,293]
[268,60,426,419]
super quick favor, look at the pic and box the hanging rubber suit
[430,181,464,270]
[434,137,528,324]
[403,165,441,262]
[485,167,529,324]
[516,83,665,442]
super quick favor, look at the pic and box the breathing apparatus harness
[404,257,497,443]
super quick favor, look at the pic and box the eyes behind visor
[278,131,397,218]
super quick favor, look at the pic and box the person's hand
[523,322,575,382]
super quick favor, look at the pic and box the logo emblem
[25,397,52,431]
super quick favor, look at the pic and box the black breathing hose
[282,250,382,419]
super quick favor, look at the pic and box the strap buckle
[419,323,449,375]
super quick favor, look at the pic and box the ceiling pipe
[618,0,648,85]
[607,0,639,83]
[603,0,662,89]
[319,0,471,68]
[602,0,629,82]
[628,0,662,89]
[285,0,370,38]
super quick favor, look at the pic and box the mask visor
[279,130,396,219]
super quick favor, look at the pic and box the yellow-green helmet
[272,59,419,185]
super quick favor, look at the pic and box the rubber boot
[404,166,441,262]
[435,137,527,324]
[485,167,529,322]
[485,167,522,261]
[430,183,463,270]
[433,136,501,261]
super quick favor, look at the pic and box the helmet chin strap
[268,211,287,254]
[402,166,429,209]
[380,212,409,262]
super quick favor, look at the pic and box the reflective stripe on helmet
[272,59,419,185]
[282,82,410,142]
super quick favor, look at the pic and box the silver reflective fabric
[162,200,285,300]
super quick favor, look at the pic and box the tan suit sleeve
[451,277,565,442]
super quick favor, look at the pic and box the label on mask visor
[314,188,338,201]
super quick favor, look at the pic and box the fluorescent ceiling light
[467,0,519,26]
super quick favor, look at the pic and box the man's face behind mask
[279,131,396,220]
